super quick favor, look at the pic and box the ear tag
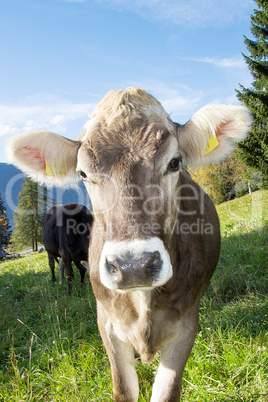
[205,136,219,155]
[46,162,54,176]
[45,162,66,176]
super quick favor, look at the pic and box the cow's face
[77,113,182,291]
[7,87,252,291]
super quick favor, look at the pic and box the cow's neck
[128,289,155,363]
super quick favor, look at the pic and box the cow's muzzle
[106,251,162,289]
[99,237,173,291]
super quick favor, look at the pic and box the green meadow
[0,190,267,401]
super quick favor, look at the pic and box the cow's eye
[79,171,87,179]
[168,158,181,172]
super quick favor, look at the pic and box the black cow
[43,203,93,294]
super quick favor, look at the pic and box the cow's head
[7,87,252,292]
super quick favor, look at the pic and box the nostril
[151,251,161,262]
[106,259,120,275]
[145,266,156,276]
[144,251,161,277]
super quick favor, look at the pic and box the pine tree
[236,0,268,178]
[12,176,50,251]
[0,193,11,248]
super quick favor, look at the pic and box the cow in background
[8,87,252,400]
[43,203,93,294]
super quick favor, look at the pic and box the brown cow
[7,87,252,401]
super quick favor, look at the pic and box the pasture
[0,190,267,401]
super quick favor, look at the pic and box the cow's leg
[48,253,56,282]
[61,256,74,294]
[150,304,200,402]
[97,304,139,402]
[59,258,64,285]
[74,260,87,284]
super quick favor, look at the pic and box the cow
[7,87,252,401]
[43,203,93,294]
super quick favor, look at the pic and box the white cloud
[0,99,96,139]
[49,114,65,126]
[96,0,254,26]
[181,56,246,69]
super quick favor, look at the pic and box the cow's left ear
[7,131,81,186]
[177,104,253,167]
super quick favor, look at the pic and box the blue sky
[0,0,255,163]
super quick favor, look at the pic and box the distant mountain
[0,163,23,227]
[0,163,92,228]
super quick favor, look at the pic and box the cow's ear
[177,105,252,168]
[7,131,81,186]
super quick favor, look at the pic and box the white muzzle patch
[99,237,173,291]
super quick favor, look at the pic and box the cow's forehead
[78,122,179,178]
[80,87,175,142]
[78,88,178,173]
[89,87,174,127]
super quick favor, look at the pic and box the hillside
[0,163,92,227]
[213,189,268,301]
[217,189,268,236]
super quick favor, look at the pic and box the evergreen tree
[236,0,268,178]
[0,193,11,248]
[12,176,50,251]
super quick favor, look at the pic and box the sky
[0,0,255,163]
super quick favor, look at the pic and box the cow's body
[89,169,220,400]
[8,87,252,400]
[43,203,93,294]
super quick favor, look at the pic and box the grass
[0,190,267,401]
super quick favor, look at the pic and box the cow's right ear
[7,131,81,186]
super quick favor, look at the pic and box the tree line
[0,177,50,253]
[0,0,267,252]
[11,177,49,252]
